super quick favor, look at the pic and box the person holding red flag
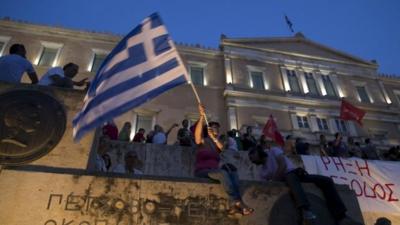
[340,99,366,126]
[263,115,285,147]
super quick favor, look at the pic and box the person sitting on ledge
[248,144,363,225]
[39,62,87,88]
[113,150,143,175]
[0,43,38,84]
[194,104,254,217]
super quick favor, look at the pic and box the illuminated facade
[0,18,399,148]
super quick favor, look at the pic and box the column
[224,56,233,84]
[309,115,319,132]
[315,72,327,96]
[280,67,291,92]
[330,74,344,98]
[227,106,238,130]
[347,121,358,137]
[298,71,308,94]
[290,112,299,130]
[378,80,392,104]
[328,118,337,134]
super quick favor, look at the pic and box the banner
[302,155,400,225]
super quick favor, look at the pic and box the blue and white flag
[73,13,188,140]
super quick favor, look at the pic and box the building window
[305,72,318,95]
[322,75,337,97]
[297,116,309,128]
[34,41,63,67]
[190,65,205,86]
[91,53,107,73]
[287,70,301,93]
[316,118,328,131]
[250,71,265,89]
[37,47,58,67]
[356,86,371,103]
[135,115,153,133]
[335,119,348,133]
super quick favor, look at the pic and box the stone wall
[88,140,304,181]
[0,166,364,225]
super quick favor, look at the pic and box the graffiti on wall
[43,180,239,225]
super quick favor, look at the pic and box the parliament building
[1,18,399,149]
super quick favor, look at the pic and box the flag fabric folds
[73,13,188,141]
[340,99,366,126]
[263,115,285,147]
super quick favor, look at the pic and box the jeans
[195,168,241,204]
[285,168,347,220]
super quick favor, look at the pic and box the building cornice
[222,42,378,70]
[0,19,122,44]
[224,89,400,115]
[177,45,221,57]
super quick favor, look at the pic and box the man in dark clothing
[177,119,193,147]
[241,126,257,151]
[248,145,363,225]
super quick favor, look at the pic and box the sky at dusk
[0,0,399,75]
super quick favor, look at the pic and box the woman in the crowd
[118,122,132,142]
[194,104,253,216]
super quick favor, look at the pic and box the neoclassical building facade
[0,18,399,148]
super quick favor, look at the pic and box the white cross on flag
[73,13,188,141]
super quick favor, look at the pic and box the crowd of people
[0,43,88,89]
[94,104,399,225]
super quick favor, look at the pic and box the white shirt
[39,67,64,85]
[0,54,35,83]
[227,137,238,151]
[152,132,167,144]
[260,147,296,181]
[94,154,108,172]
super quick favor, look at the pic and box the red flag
[263,115,285,146]
[340,99,366,126]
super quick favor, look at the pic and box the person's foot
[337,215,364,225]
[232,201,254,216]
[302,210,316,225]
[227,204,243,219]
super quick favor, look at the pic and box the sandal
[227,205,242,219]
[241,207,254,216]
[233,201,254,216]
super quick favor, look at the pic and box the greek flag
[73,13,188,140]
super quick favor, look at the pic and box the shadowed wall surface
[0,166,363,225]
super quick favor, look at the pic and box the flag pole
[171,41,210,126]
[188,81,210,125]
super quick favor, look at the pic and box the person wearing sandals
[194,104,254,217]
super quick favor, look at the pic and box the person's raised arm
[194,104,206,145]
[165,123,179,138]
[27,71,38,84]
